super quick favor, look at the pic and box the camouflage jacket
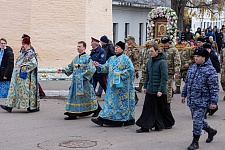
[220,48,225,67]
[182,58,219,108]
[177,47,194,72]
[141,47,150,71]
[124,44,142,72]
[162,45,181,75]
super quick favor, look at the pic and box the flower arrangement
[147,7,178,43]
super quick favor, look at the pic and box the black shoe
[165,126,172,129]
[187,134,200,150]
[204,126,217,143]
[136,128,149,133]
[135,87,142,93]
[0,105,12,113]
[223,96,225,101]
[174,87,181,94]
[155,126,162,131]
[124,119,135,126]
[91,118,103,126]
[64,116,77,120]
[92,108,101,117]
[187,141,199,150]
[27,107,40,112]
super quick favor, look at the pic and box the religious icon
[158,24,166,36]
[154,22,167,39]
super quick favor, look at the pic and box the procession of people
[1,14,224,150]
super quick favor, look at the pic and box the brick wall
[0,0,112,67]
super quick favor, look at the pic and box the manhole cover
[59,140,97,148]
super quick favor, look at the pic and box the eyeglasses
[1,43,6,44]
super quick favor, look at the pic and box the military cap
[203,43,212,49]
[91,37,100,43]
[125,35,135,41]
[197,36,205,42]
[194,48,209,57]
[161,36,170,44]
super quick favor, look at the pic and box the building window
[113,23,118,45]
[146,23,148,41]
[125,23,130,39]
[139,23,143,46]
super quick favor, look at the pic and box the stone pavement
[0,79,225,150]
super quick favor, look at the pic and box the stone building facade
[0,0,112,67]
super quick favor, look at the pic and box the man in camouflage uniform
[124,35,142,104]
[174,37,192,94]
[135,40,154,93]
[161,36,181,107]
[220,47,225,100]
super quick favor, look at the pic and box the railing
[38,68,72,81]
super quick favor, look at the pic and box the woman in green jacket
[136,44,175,133]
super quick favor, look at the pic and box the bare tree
[171,0,224,31]
[171,0,188,32]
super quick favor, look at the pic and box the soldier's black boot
[135,83,143,93]
[204,126,217,143]
[223,96,225,101]
[174,86,181,94]
[187,134,200,150]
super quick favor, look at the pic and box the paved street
[0,80,225,150]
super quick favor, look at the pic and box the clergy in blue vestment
[91,41,135,127]
[58,41,99,120]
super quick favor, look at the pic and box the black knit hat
[194,48,209,57]
[203,43,212,49]
[116,41,125,50]
[100,35,109,43]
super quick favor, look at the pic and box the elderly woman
[0,37,39,113]
[0,38,14,98]
[91,41,135,127]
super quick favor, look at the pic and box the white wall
[192,16,225,32]
[191,7,225,32]
[112,5,151,45]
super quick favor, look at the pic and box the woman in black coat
[0,38,14,98]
